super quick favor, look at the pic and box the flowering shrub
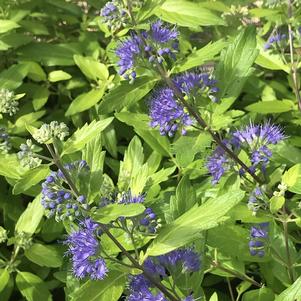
[0,1,301,301]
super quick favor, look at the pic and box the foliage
[0,0,301,301]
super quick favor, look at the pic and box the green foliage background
[1,0,301,300]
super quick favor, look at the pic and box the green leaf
[0,20,20,33]
[255,39,290,73]
[0,154,27,179]
[82,134,105,199]
[272,143,301,165]
[14,110,45,132]
[18,43,80,66]
[0,269,9,293]
[98,76,157,114]
[146,188,245,256]
[282,164,301,193]
[245,100,295,114]
[0,63,29,90]
[15,195,44,235]
[270,196,285,213]
[25,243,63,268]
[32,86,49,110]
[216,27,258,102]
[118,136,144,192]
[242,287,275,301]
[156,0,226,27]
[209,292,218,301]
[48,70,72,82]
[172,175,196,219]
[63,118,113,155]
[66,88,106,116]
[71,270,126,301]
[173,40,227,73]
[73,55,109,81]
[208,224,267,262]
[275,276,301,301]
[16,271,52,301]
[0,33,32,51]
[172,133,212,167]
[13,165,49,195]
[115,112,171,157]
[93,203,145,224]
[26,61,47,81]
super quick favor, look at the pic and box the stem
[97,223,180,301]
[212,261,262,288]
[33,153,53,162]
[47,145,180,301]
[226,277,235,301]
[46,144,79,198]
[287,0,301,111]
[129,227,139,259]
[282,219,295,283]
[125,0,263,185]
[9,245,20,265]
[157,67,263,184]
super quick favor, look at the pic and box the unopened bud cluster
[15,232,32,250]
[0,226,7,243]
[248,186,268,215]
[0,88,18,116]
[100,0,128,31]
[273,182,287,197]
[41,160,89,221]
[17,139,42,168]
[33,121,69,144]
[0,128,11,154]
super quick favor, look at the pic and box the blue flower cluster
[100,191,160,234]
[116,20,179,80]
[128,248,200,301]
[249,223,269,257]
[207,122,285,184]
[149,71,218,136]
[64,218,108,280]
[173,72,219,102]
[149,88,192,136]
[41,160,89,220]
[264,33,287,50]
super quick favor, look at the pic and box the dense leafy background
[1,0,301,301]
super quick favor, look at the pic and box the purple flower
[101,1,118,18]
[64,218,108,280]
[158,248,201,272]
[249,223,269,257]
[119,191,145,204]
[128,274,167,301]
[116,34,141,79]
[149,88,192,136]
[264,33,286,50]
[100,1,128,31]
[144,258,166,277]
[41,160,90,220]
[150,20,178,44]
[173,71,219,102]
[232,122,284,172]
[206,147,229,184]
[115,20,179,79]
[248,186,265,213]
[207,122,285,184]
